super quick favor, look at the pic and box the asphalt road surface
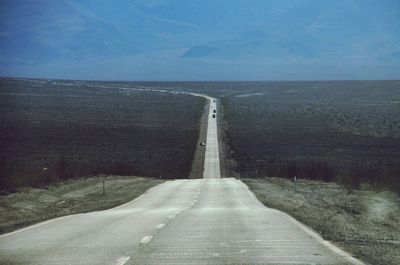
[203,97,221,179]
[0,95,365,265]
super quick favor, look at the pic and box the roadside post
[42,167,48,184]
[102,177,106,196]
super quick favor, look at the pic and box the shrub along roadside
[0,176,163,234]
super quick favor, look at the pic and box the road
[0,95,365,265]
[203,97,221,179]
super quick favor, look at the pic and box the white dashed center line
[115,256,130,265]
[157,223,165,229]
[140,235,153,244]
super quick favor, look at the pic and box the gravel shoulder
[188,96,209,179]
[0,176,163,234]
[244,177,400,265]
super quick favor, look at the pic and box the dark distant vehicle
[212,114,216,118]
[200,142,205,146]
[213,109,216,113]
[213,100,216,102]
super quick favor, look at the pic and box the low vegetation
[245,177,400,265]
[121,81,400,191]
[0,78,205,191]
[221,81,400,192]
[0,175,163,234]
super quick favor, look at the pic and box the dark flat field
[1,79,399,191]
[219,81,400,190]
[0,78,205,190]
[139,80,400,189]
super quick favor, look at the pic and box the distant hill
[182,1,400,62]
[0,0,399,80]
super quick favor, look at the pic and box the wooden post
[102,178,106,196]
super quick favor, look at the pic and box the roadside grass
[244,177,400,265]
[0,176,163,234]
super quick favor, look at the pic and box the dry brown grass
[0,176,163,234]
[244,177,400,265]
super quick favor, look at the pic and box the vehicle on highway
[212,114,216,118]
[213,109,216,113]
[200,142,205,146]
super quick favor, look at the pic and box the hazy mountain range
[1,0,399,80]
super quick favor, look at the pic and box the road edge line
[239,179,368,265]
[283,212,368,265]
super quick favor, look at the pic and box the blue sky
[0,0,399,80]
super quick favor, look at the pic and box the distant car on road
[213,99,216,102]
[212,114,216,118]
[213,109,216,113]
[200,142,205,146]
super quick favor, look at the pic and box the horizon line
[1,76,400,83]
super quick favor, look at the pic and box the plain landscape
[219,81,400,192]
[122,80,400,192]
[0,78,205,191]
[1,1,399,264]
[0,78,399,264]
